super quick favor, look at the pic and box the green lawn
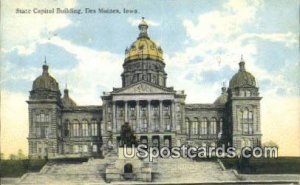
[221,157,300,174]
[0,159,47,177]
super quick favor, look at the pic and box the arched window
[201,118,208,135]
[72,120,80,137]
[192,119,198,135]
[242,109,249,120]
[210,118,217,135]
[91,120,98,136]
[82,120,89,136]
[41,114,45,122]
[249,111,253,120]
[124,163,133,174]
[185,119,190,135]
[36,113,50,123]
[73,120,80,137]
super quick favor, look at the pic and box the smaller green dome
[214,86,228,105]
[229,59,256,89]
[32,65,59,91]
[62,89,77,107]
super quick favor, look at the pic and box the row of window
[108,118,172,132]
[72,145,98,153]
[30,143,99,154]
[65,120,98,137]
[242,109,253,120]
[186,118,223,135]
[35,127,50,138]
[35,113,51,122]
[241,109,254,134]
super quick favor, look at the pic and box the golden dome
[125,17,163,62]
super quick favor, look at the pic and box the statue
[120,122,137,147]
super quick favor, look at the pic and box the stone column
[159,100,163,131]
[136,100,140,132]
[112,101,116,133]
[124,101,128,123]
[147,100,151,132]
[102,103,106,133]
[171,100,176,131]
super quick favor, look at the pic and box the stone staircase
[16,157,238,184]
[18,159,107,185]
[154,158,238,183]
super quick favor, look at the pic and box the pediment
[113,82,173,94]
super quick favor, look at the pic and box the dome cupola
[62,85,77,107]
[32,62,59,91]
[30,59,61,100]
[214,83,228,105]
[122,17,167,87]
[124,17,164,63]
[229,56,256,89]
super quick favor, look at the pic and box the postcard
[1,0,299,184]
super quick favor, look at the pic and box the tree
[0,152,4,160]
[263,140,279,148]
[9,154,17,160]
[17,149,26,159]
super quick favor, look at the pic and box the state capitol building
[27,18,262,159]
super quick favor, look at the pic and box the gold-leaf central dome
[125,17,163,62]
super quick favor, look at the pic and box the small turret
[62,84,77,107]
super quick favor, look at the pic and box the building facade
[27,18,262,159]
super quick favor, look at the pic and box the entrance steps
[18,159,107,185]
[154,158,238,183]
[17,157,238,184]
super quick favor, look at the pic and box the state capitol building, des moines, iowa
[27,18,262,159]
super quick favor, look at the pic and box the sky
[1,0,299,157]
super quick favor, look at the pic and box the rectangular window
[82,145,88,153]
[73,145,79,153]
[40,127,48,138]
[107,122,112,131]
[92,145,98,152]
[243,123,249,134]
[33,142,37,153]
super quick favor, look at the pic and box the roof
[32,65,59,91]
[229,60,256,89]
[62,89,77,107]
[124,18,163,63]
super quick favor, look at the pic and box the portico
[101,81,185,150]
[111,99,175,133]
